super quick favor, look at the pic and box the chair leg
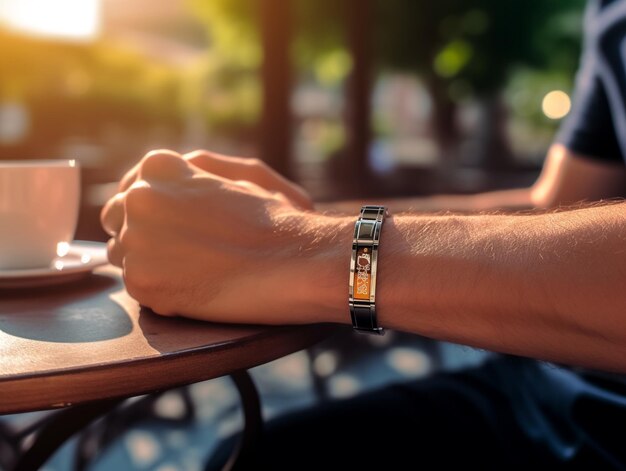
[10,398,125,471]
[221,370,263,471]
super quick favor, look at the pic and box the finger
[119,149,184,192]
[184,151,313,209]
[183,150,257,181]
[139,150,192,183]
[275,182,313,210]
[101,192,126,237]
[106,236,124,268]
[118,161,141,193]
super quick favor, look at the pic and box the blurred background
[0,0,587,469]
[0,0,585,237]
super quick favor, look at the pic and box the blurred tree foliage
[186,0,349,135]
[189,0,586,163]
[188,0,586,97]
[0,29,182,164]
[377,0,585,94]
[0,34,180,117]
[188,0,348,84]
[378,0,585,159]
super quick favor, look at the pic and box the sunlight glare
[56,241,70,257]
[0,0,101,40]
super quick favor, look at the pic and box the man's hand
[100,150,345,325]
[117,149,314,211]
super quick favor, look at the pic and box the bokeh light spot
[328,374,361,399]
[125,431,161,468]
[386,347,431,377]
[313,350,338,377]
[542,90,571,119]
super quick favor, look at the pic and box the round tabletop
[0,266,334,415]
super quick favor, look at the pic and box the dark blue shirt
[557,0,626,164]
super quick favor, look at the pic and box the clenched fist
[100,150,350,325]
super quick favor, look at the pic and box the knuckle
[247,157,265,170]
[243,157,269,180]
[100,193,123,225]
[140,150,183,177]
[142,149,180,163]
[106,237,125,268]
[100,204,110,227]
[184,150,209,163]
[273,191,289,204]
[124,184,156,218]
[117,226,139,249]
[99,204,110,230]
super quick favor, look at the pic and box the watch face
[354,247,371,300]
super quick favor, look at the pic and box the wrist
[277,210,353,325]
[277,210,417,329]
[282,209,409,328]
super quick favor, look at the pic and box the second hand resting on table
[101,149,626,373]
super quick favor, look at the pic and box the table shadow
[137,306,261,354]
[0,274,133,343]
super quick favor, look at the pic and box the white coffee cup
[0,160,80,270]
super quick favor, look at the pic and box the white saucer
[0,241,108,288]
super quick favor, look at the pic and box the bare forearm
[316,144,626,216]
[316,187,533,215]
[307,202,626,372]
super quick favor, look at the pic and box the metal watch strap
[349,205,388,335]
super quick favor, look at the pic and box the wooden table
[0,265,334,470]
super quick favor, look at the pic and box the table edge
[0,323,338,414]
